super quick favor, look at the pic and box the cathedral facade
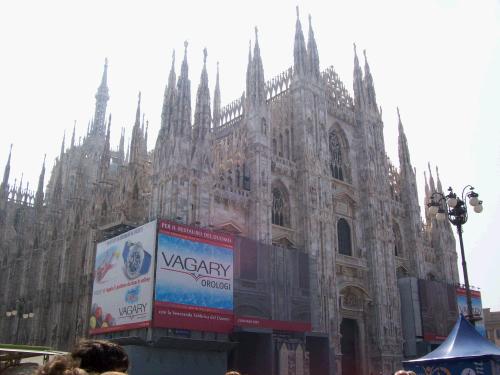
[0,11,458,375]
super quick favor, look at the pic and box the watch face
[460,368,476,375]
[125,242,144,279]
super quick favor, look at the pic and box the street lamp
[427,185,484,325]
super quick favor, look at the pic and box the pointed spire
[60,131,66,161]
[99,114,111,179]
[1,144,12,189]
[35,154,46,209]
[17,173,23,201]
[293,6,308,77]
[428,162,436,193]
[307,14,320,79]
[194,47,212,144]
[213,61,221,128]
[436,166,443,193]
[175,41,192,139]
[71,121,76,148]
[252,27,266,107]
[93,58,110,136]
[130,92,142,164]
[119,127,125,162]
[363,49,378,111]
[161,49,177,132]
[245,40,253,101]
[397,107,412,173]
[135,91,142,128]
[353,43,365,109]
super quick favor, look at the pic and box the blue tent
[403,315,500,375]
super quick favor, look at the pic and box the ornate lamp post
[427,186,483,325]
[4,298,35,343]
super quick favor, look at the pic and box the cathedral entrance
[340,318,359,375]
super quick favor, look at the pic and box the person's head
[37,355,86,375]
[225,371,241,375]
[71,340,129,373]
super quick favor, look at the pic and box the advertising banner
[90,220,156,334]
[154,220,234,333]
[456,287,486,337]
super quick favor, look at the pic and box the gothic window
[272,138,277,156]
[393,222,403,257]
[236,168,241,188]
[329,131,344,181]
[272,187,289,227]
[279,133,284,157]
[132,183,139,200]
[261,118,267,135]
[338,218,352,256]
[285,129,290,159]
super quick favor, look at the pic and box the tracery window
[338,218,352,256]
[272,187,289,227]
[393,222,403,257]
[329,131,344,181]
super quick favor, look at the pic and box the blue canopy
[405,315,500,363]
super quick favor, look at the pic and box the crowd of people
[37,339,414,375]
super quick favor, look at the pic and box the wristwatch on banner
[122,241,151,279]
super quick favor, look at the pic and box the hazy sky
[1,0,499,309]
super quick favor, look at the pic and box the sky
[0,0,499,310]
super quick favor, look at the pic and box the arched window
[393,222,403,257]
[279,133,284,157]
[272,138,277,156]
[272,187,289,227]
[329,131,344,181]
[338,218,352,256]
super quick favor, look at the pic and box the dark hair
[71,340,129,373]
[37,355,85,375]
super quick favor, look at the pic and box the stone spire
[92,58,110,136]
[35,154,46,209]
[397,108,412,174]
[245,40,253,102]
[353,43,365,109]
[71,121,76,148]
[436,166,443,193]
[1,144,12,191]
[99,114,111,180]
[213,61,221,128]
[427,162,436,193]
[307,14,320,79]
[130,92,142,164]
[118,127,125,163]
[363,50,378,112]
[193,48,211,144]
[52,135,65,207]
[293,6,308,77]
[176,41,192,139]
[251,27,266,108]
[161,50,177,134]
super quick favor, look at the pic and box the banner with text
[90,220,156,334]
[154,221,234,333]
[456,287,486,337]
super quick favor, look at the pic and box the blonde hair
[225,371,241,375]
